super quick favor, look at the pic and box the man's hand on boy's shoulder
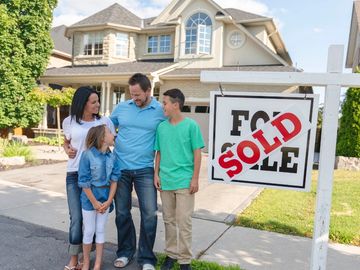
[189,178,199,194]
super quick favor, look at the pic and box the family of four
[62,73,204,270]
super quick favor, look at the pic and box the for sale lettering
[213,106,311,181]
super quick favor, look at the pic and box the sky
[52,0,355,103]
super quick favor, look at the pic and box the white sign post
[200,45,360,270]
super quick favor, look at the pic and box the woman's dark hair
[70,86,100,124]
[128,73,151,92]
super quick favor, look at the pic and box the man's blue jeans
[66,171,83,255]
[115,167,157,266]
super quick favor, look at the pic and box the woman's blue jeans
[66,171,82,255]
[115,167,158,266]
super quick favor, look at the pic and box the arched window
[185,12,212,54]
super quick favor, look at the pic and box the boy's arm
[190,148,202,194]
[154,151,161,190]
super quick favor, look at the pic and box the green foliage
[336,87,360,157]
[235,170,360,246]
[31,86,75,107]
[0,0,58,128]
[156,254,242,270]
[33,135,64,146]
[2,141,33,161]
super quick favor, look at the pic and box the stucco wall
[223,24,280,66]
[47,56,71,68]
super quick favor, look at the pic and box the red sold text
[217,110,306,179]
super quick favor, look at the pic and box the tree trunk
[56,106,61,148]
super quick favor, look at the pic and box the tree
[31,87,75,146]
[336,87,360,158]
[0,0,57,129]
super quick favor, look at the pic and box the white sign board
[209,91,319,191]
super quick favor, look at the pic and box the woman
[63,86,114,270]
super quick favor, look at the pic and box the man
[110,73,165,270]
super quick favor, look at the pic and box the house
[41,0,307,150]
[346,0,360,71]
[49,25,72,68]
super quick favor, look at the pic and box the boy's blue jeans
[114,167,157,266]
[66,171,82,255]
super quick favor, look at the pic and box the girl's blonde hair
[85,124,106,150]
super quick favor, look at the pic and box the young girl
[78,124,120,270]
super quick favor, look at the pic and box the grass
[235,170,360,246]
[1,141,33,161]
[156,254,243,270]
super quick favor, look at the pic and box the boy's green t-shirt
[154,117,204,191]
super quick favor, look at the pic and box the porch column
[100,82,106,115]
[39,104,48,129]
[105,81,111,116]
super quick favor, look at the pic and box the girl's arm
[78,151,101,211]
[154,151,161,190]
[102,181,117,212]
[83,188,102,211]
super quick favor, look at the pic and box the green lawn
[235,170,360,246]
[156,254,243,270]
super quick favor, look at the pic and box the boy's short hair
[163,88,185,110]
[128,73,151,92]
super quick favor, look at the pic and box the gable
[223,25,281,66]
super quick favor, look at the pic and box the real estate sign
[209,91,319,191]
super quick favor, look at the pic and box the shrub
[33,136,64,146]
[2,142,33,161]
[336,87,360,157]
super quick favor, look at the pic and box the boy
[154,89,204,270]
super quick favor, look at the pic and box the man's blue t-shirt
[110,98,165,170]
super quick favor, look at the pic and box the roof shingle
[224,8,268,22]
[70,3,142,28]
[51,25,72,55]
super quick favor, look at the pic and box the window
[185,12,212,55]
[116,33,129,57]
[148,36,158,53]
[181,105,191,113]
[228,30,246,49]
[147,35,171,54]
[113,86,126,106]
[83,32,103,56]
[195,106,210,113]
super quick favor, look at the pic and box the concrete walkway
[0,151,359,269]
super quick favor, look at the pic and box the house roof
[43,62,299,78]
[346,1,360,69]
[51,25,72,55]
[70,3,142,29]
[43,61,176,76]
[224,8,268,22]
[162,65,300,78]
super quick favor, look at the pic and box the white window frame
[147,35,171,54]
[83,32,104,56]
[115,33,129,58]
[185,12,212,55]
